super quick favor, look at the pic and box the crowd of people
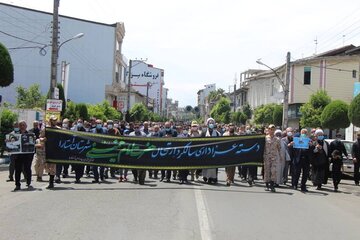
[5,116,360,193]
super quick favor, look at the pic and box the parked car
[325,139,354,176]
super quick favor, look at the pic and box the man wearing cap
[263,124,282,192]
[352,132,360,186]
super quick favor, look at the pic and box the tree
[272,104,283,127]
[300,90,331,128]
[56,83,66,116]
[210,97,231,123]
[75,103,89,120]
[348,94,360,127]
[242,103,252,119]
[0,109,18,155]
[88,100,121,121]
[321,100,350,130]
[232,111,247,125]
[63,101,78,121]
[0,42,14,87]
[129,103,149,122]
[16,84,46,109]
[253,103,282,126]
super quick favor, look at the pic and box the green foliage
[207,88,227,103]
[242,103,252,119]
[348,94,360,127]
[321,100,350,130]
[56,83,66,116]
[300,90,331,128]
[272,104,283,127]
[75,103,89,120]
[210,97,231,123]
[63,101,77,121]
[253,103,282,126]
[0,43,14,87]
[130,103,149,122]
[232,111,247,125]
[88,100,121,122]
[0,109,18,155]
[16,84,46,109]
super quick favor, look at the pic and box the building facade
[127,60,165,114]
[0,3,126,105]
[238,45,360,129]
[197,84,216,118]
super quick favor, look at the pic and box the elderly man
[311,129,329,190]
[201,118,220,184]
[13,121,35,191]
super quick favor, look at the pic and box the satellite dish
[193,106,200,113]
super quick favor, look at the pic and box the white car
[325,139,354,175]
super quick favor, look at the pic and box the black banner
[45,128,265,170]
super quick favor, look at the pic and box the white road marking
[194,186,213,240]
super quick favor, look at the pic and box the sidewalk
[0,157,10,171]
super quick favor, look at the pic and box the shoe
[134,178,138,182]
[14,186,21,191]
[247,180,253,186]
[119,177,123,182]
[203,177,208,183]
[46,183,54,189]
[100,177,104,181]
[160,178,164,182]
[180,180,184,184]
[292,185,298,190]
[75,179,81,184]
[316,186,322,190]
[37,177,43,182]
[301,188,308,192]
[62,174,68,178]
[166,179,170,183]
[6,178,14,182]
[124,177,128,182]
[92,180,99,183]
[226,181,231,186]
[55,178,61,184]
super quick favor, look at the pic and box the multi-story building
[197,84,216,118]
[126,60,165,114]
[237,45,360,129]
[0,3,127,106]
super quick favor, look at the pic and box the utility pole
[233,74,237,112]
[50,0,60,99]
[126,59,132,121]
[146,81,151,109]
[283,52,291,130]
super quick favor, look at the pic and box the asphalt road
[0,168,359,240]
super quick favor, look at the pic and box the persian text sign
[45,128,265,169]
[46,99,63,111]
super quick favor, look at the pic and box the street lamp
[49,32,85,99]
[256,52,291,129]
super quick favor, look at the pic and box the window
[304,67,311,85]
[353,70,357,79]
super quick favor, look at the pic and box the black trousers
[161,170,172,180]
[332,163,342,187]
[8,155,15,180]
[14,154,33,187]
[138,170,146,184]
[178,170,189,181]
[292,160,310,188]
[354,162,359,185]
[73,164,84,181]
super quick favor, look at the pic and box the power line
[0,30,47,46]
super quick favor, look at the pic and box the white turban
[315,129,324,135]
[275,129,282,135]
[206,118,215,125]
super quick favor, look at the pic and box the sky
[2,0,360,107]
